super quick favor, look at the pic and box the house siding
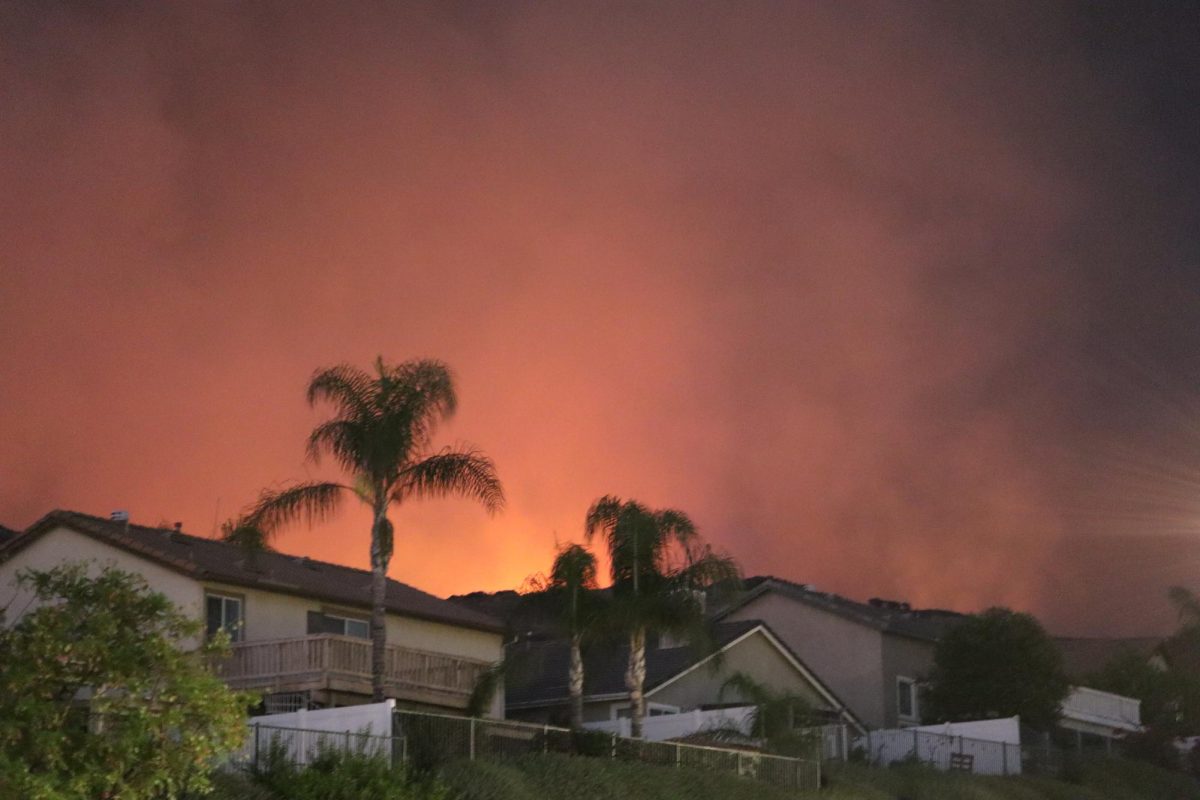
[648,630,828,710]
[879,633,936,727]
[724,592,887,728]
[0,526,206,639]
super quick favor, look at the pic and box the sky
[2,1,1198,637]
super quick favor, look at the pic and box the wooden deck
[217,634,492,708]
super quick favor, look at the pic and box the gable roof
[715,576,965,643]
[0,525,18,547]
[1054,636,1162,680]
[4,510,503,634]
[505,618,863,731]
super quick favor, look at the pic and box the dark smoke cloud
[2,1,1198,635]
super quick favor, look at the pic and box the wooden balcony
[217,634,492,708]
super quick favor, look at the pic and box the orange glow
[1,3,1196,638]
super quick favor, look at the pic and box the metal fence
[236,709,821,791]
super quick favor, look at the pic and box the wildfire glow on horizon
[2,2,1199,638]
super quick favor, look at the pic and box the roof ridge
[56,510,422,592]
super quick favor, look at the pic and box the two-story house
[0,510,506,716]
[716,576,964,730]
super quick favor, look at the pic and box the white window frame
[896,676,919,722]
[205,592,244,642]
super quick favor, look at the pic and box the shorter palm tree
[522,543,603,730]
[585,495,740,738]
[719,672,820,757]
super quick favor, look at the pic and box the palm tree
[522,543,602,729]
[249,357,504,702]
[584,495,740,738]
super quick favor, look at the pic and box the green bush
[249,743,446,800]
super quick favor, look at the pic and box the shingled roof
[716,575,966,642]
[505,618,862,731]
[0,525,18,547]
[4,510,503,634]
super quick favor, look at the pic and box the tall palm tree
[584,495,739,738]
[249,357,504,702]
[522,543,602,729]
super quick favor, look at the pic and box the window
[307,610,369,639]
[206,593,243,642]
[897,677,918,720]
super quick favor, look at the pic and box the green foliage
[0,563,250,800]
[1088,644,1200,735]
[248,743,445,800]
[718,671,821,757]
[440,753,804,800]
[923,607,1069,731]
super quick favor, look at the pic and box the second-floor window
[206,592,243,642]
[897,676,918,721]
[307,610,369,639]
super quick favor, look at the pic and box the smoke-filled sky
[2,2,1199,636]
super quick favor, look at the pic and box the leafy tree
[250,358,504,701]
[584,495,740,738]
[0,564,248,800]
[923,607,1069,731]
[521,542,604,729]
[719,672,820,757]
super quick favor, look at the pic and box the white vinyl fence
[583,706,757,741]
[233,706,822,791]
[233,701,396,766]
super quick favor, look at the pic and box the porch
[217,634,492,709]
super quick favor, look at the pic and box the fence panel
[238,709,821,791]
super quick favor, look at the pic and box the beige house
[505,619,864,733]
[0,510,505,717]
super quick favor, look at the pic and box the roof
[4,510,503,634]
[0,525,18,547]
[1055,636,1162,680]
[716,576,966,643]
[505,618,863,730]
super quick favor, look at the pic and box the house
[715,576,964,730]
[504,618,865,733]
[0,510,506,716]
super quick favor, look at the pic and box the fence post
[913,729,919,762]
[676,743,681,767]
[253,725,259,768]
[737,751,744,776]
[469,717,476,761]
[543,725,548,755]
[1002,742,1009,776]
[611,732,617,760]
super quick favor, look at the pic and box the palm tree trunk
[626,626,647,738]
[568,632,584,730]
[370,511,389,703]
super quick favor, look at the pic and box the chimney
[173,522,183,534]
[110,510,129,523]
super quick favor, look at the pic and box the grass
[207,749,1200,800]
[442,753,1200,800]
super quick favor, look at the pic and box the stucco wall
[880,633,935,727]
[0,526,503,668]
[648,629,830,711]
[0,526,205,625]
[724,592,887,728]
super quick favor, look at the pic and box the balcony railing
[1061,687,1141,731]
[216,634,492,703]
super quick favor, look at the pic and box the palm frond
[306,363,376,420]
[305,419,371,473]
[393,447,504,513]
[219,518,274,553]
[1169,586,1200,626]
[377,358,458,454]
[247,482,348,532]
